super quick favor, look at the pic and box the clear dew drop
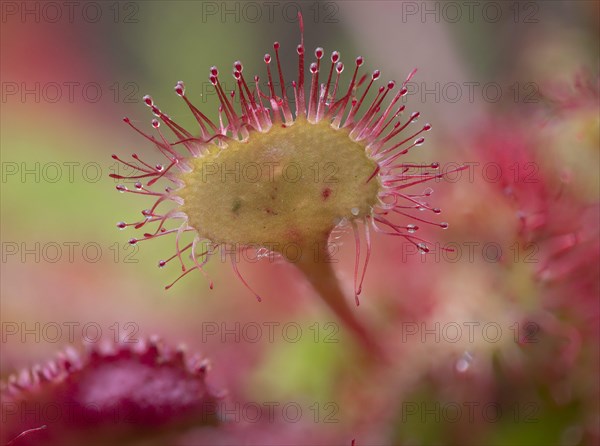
[116,222,127,230]
[351,207,360,216]
[455,359,469,373]
[417,243,429,254]
[158,260,166,268]
[174,81,185,96]
[423,187,434,196]
[116,184,127,193]
[256,247,272,260]
[407,224,418,234]
[440,222,449,229]
[455,351,473,373]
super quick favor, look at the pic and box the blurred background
[1,1,598,445]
